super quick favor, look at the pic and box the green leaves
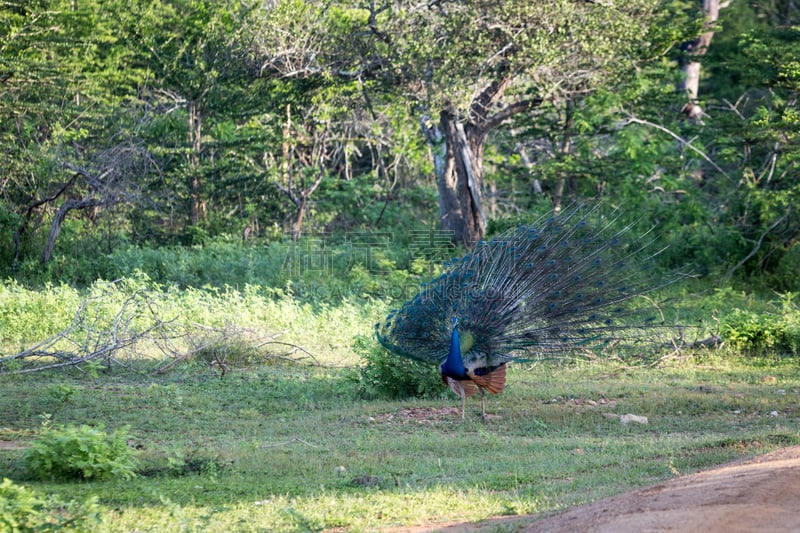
[350,335,445,400]
[0,478,103,532]
[721,297,800,356]
[23,423,138,481]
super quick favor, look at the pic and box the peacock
[375,206,684,419]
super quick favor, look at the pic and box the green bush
[23,424,138,482]
[721,294,800,356]
[0,478,103,532]
[350,335,445,399]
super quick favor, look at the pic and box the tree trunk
[290,197,306,241]
[275,106,326,241]
[41,198,102,263]
[553,100,576,213]
[678,0,722,108]
[422,75,542,248]
[188,100,203,225]
[421,106,487,247]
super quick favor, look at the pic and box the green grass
[0,277,385,368]
[1,276,799,531]
[1,353,798,532]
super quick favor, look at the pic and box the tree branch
[482,97,545,132]
[40,197,104,263]
[726,209,791,278]
[619,115,732,180]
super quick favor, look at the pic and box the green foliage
[0,281,82,346]
[1,346,800,531]
[23,421,138,482]
[0,0,799,295]
[0,478,104,533]
[350,335,445,399]
[0,201,20,269]
[721,293,800,356]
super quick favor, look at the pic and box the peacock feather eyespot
[375,206,685,419]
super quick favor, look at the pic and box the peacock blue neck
[440,328,468,379]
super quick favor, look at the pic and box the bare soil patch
[387,445,800,533]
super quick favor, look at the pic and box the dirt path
[389,445,800,532]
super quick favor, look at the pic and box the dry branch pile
[0,285,314,375]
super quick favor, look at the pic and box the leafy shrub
[23,424,138,481]
[0,478,103,532]
[721,295,800,356]
[0,281,82,347]
[350,335,445,399]
[769,244,800,292]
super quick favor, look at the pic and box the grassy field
[1,278,799,532]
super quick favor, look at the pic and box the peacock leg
[480,388,486,421]
[461,391,466,420]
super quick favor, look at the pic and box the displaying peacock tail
[375,205,685,419]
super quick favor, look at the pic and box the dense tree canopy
[1,0,799,290]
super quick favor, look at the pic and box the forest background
[0,0,798,293]
[2,2,800,531]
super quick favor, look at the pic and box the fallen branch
[151,323,318,375]
[1,286,316,376]
[0,287,177,374]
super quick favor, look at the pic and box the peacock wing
[467,363,507,394]
[460,338,508,394]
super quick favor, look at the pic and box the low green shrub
[0,478,103,532]
[721,294,800,355]
[23,423,138,482]
[349,335,445,399]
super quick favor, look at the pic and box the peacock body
[375,206,682,419]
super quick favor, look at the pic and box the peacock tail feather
[375,206,685,373]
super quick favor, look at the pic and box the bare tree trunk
[422,77,542,248]
[290,197,307,241]
[275,106,326,241]
[41,198,102,263]
[421,107,486,247]
[678,0,723,117]
[188,100,203,225]
[516,143,542,197]
[552,101,575,213]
